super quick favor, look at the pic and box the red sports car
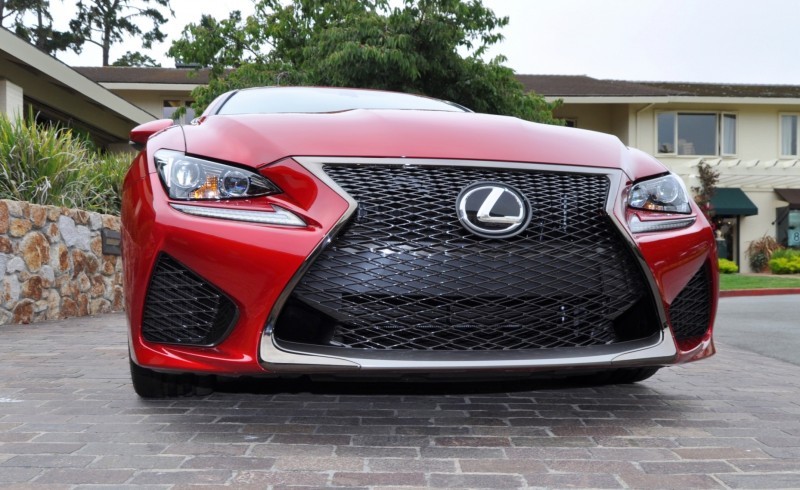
[123,87,717,398]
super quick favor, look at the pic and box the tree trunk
[35,2,46,51]
[103,25,111,65]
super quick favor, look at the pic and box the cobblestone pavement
[0,313,799,489]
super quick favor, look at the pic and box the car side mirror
[130,119,175,151]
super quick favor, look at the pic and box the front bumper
[123,157,717,377]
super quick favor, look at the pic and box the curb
[720,288,800,298]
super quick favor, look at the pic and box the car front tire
[582,367,661,385]
[129,357,214,398]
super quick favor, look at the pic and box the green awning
[711,188,758,216]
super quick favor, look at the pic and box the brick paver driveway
[0,305,799,488]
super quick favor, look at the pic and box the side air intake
[141,254,237,346]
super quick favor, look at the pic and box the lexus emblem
[456,182,531,238]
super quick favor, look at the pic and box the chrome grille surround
[260,157,675,373]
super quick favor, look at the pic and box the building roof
[74,66,214,85]
[517,75,800,99]
[516,75,685,97]
[637,82,800,98]
[77,69,800,99]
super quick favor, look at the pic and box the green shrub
[718,258,739,274]
[0,114,89,208]
[0,114,129,215]
[769,254,800,275]
[77,152,130,215]
[771,248,800,261]
[746,235,782,273]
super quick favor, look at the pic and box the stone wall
[0,200,123,325]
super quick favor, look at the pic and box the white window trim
[162,97,196,124]
[655,110,738,157]
[779,112,800,158]
[720,112,737,157]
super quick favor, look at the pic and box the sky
[49,0,800,85]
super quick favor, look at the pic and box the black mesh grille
[669,264,712,341]
[275,165,657,351]
[142,254,237,345]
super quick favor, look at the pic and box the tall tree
[70,0,173,66]
[168,0,562,124]
[112,50,161,66]
[0,0,10,25]
[2,0,81,55]
[0,0,19,25]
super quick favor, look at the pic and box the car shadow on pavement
[211,373,629,396]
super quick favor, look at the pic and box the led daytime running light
[170,203,306,227]
[629,215,696,233]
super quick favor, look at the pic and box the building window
[657,112,736,156]
[563,118,577,128]
[789,211,800,247]
[780,114,799,157]
[163,99,196,124]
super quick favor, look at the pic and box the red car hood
[181,110,665,179]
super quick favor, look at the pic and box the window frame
[162,98,196,124]
[655,110,738,157]
[562,118,578,128]
[779,113,800,158]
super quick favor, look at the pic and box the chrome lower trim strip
[260,331,675,374]
[259,157,678,373]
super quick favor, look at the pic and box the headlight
[628,174,691,214]
[154,150,280,200]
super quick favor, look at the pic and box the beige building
[3,34,799,272]
[519,76,800,272]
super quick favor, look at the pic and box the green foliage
[0,113,87,208]
[719,274,800,291]
[745,234,782,273]
[2,0,82,54]
[769,257,800,275]
[769,248,800,275]
[691,161,719,221]
[0,114,128,215]
[717,258,739,274]
[77,152,129,214]
[70,0,174,66]
[169,0,562,124]
[113,50,161,67]
[771,248,800,260]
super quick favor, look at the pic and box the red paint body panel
[181,112,666,181]
[124,155,349,375]
[129,119,176,148]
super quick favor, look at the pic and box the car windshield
[216,87,467,115]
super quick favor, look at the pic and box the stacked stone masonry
[0,199,123,325]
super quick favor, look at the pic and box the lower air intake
[669,264,712,341]
[141,254,237,346]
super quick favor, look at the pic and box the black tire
[606,366,660,384]
[129,358,214,398]
[576,367,661,386]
